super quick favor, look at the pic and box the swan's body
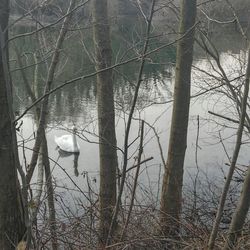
[55,127,80,153]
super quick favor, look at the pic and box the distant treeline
[199,0,250,23]
[10,0,151,18]
[10,0,250,25]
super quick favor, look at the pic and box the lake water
[11,22,250,211]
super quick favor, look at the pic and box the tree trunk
[42,133,58,250]
[92,0,118,246]
[0,1,26,248]
[160,0,197,237]
[223,47,250,250]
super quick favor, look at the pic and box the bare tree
[106,0,156,246]
[92,0,118,246]
[0,0,26,248]
[14,1,77,249]
[207,48,250,249]
[223,46,250,250]
[160,0,197,237]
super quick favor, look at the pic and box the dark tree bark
[0,0,26,248]
[160,0,197,237]
[92,0,118,245]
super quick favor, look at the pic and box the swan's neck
[72,132,78,151]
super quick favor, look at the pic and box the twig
[124,157,154,174]
[208,111,250,130]
[120,120,145,240]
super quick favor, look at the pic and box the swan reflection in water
[57,150,80,177]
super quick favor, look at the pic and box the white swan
[55,126,80,153]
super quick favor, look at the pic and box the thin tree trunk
[0,1,26,248]
[120,120,145,240]
[30,147,44,223]
[208,49,250,249]
[15,38,58,249]
[223,47,250,250]
[14,4,77,249]
[160,0,197,237]
[42,132,58,250]
[21,6,73,244]
[92,0,118,246]
[31,50,44,223]
[106,1,156,246]
[26,0,75,185]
